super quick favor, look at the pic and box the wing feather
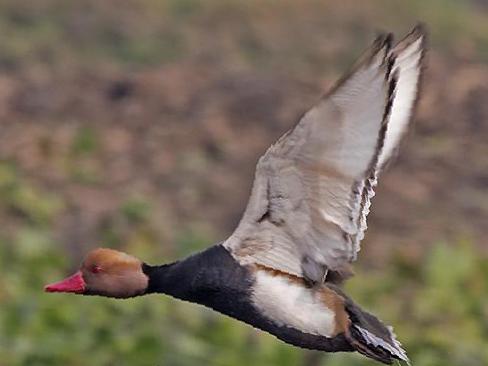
[224,27,426,282]
[378,24,426,168]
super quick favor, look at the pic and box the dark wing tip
[404,23,428,43]
[321,31,393,99]
[369,32,394,64]
[393,23,428,55]
[412,22,428,38]
[373,32,394,49]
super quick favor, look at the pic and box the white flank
[251,270,336,337]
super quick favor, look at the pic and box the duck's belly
[250,269,338,337]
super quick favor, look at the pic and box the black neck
[142,261,188,299]
[140,244,246,304]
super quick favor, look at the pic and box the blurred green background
[1,0,488,365]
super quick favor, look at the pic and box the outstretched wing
[223,26,426,282]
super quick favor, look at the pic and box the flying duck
[45,25,426,364]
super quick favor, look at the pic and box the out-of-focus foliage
[1,167,488,365]
[1,0,488,365]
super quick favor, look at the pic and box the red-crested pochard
[46,25,426,364]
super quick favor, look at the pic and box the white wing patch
[354,27,425,255]
[378,34,424,168]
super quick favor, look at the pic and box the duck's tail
[344,300,409,365]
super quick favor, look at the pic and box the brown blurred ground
[0,0,487,266]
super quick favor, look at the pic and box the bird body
[141,244,404,363]
[45,25,426,364]
[142,245,354,353]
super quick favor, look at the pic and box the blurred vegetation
[1,0,488,365]
[1,164,487,365]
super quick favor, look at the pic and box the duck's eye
[91,265,102,274]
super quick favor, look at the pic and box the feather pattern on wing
[354,25,426,253]
[224,27,426,282]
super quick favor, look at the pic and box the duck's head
[44,248,148,298]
